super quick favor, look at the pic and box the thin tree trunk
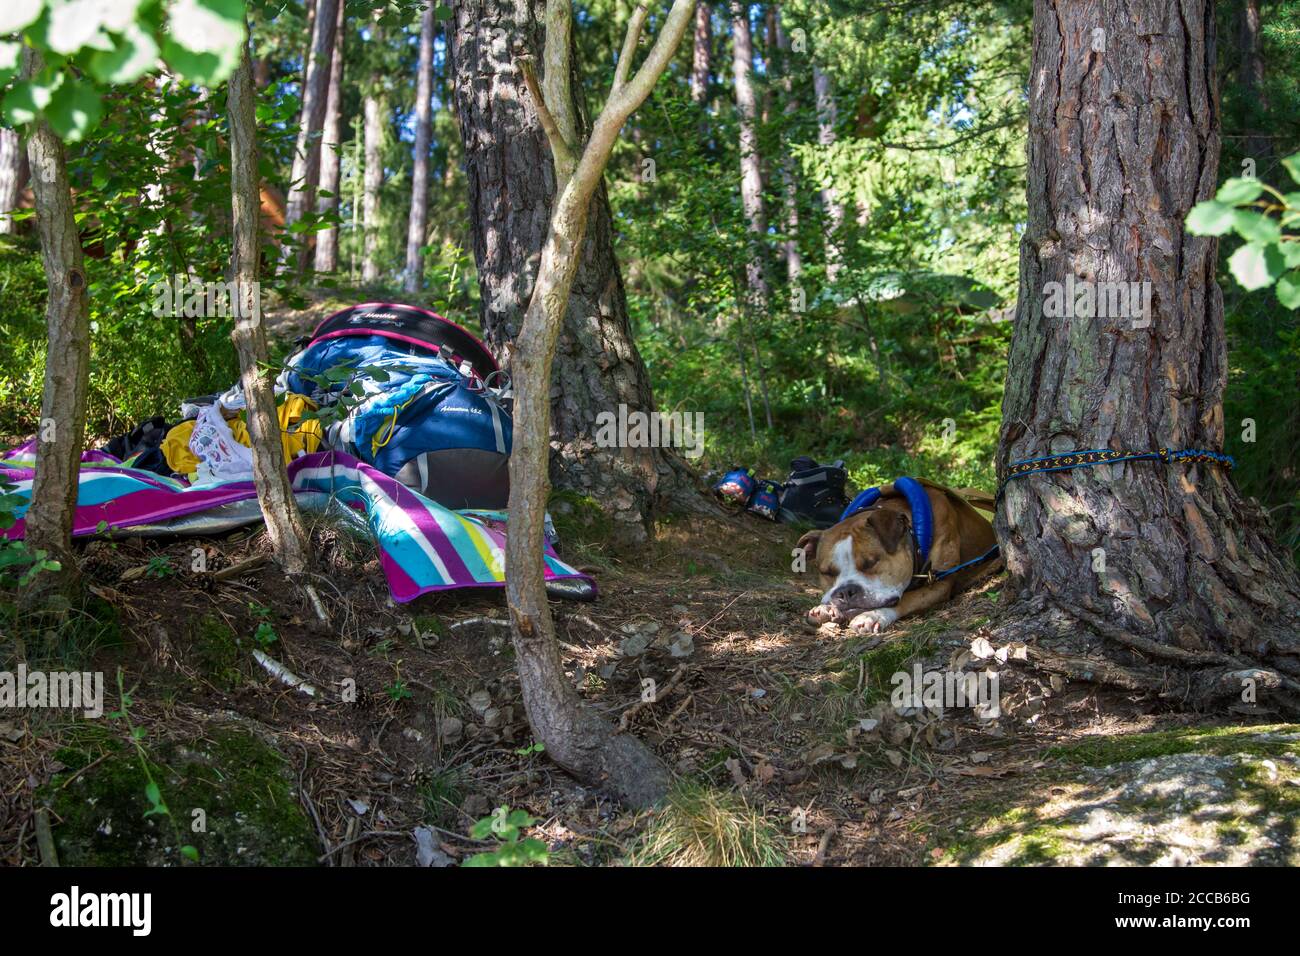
[730,0,767,310]
[690,2,710,104]
[447,0,713,549]
[502,0,695,809]
[314,0,346,273]
[228,33,311,575]
[995,0,1300,709]
[0,128,23,236]
[362,88,383,284]
[772,9,801,282]
[814,65,845,282]
[284,0,339,272]
[21,47,89,582]
[404,1,436,293]
[1236,0,1272,168]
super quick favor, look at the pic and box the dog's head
[797,507,914,618]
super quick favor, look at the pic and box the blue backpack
[284,303,513,510]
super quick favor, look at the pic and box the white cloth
[188,404,254,481]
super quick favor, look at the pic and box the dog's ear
[795,529,823,565]
[867,508,910,554]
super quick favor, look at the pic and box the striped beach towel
[1,447,594,603]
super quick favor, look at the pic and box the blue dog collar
[839,476,933,567]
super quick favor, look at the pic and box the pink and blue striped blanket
[0,445,594,603]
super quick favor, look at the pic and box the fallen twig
[252,650,319,697]
[213,554,269,581]
[618,664,688,731]
[449,617,511,631]
[34,807,58,867]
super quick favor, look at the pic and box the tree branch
[606,0,695,122]
[517,54,577,181]
[611,4,650,96]
[542,0,580,150]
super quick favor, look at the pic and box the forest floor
[6,508,1296,867]
[4,296,1294,867]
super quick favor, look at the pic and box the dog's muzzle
[827,583,900,616]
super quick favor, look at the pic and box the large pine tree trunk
[284,0,338,272]
[404,1,436,293]
[229,34,311,575]
[313,0,346,273]
[22,48,89,581]
[447,0,712,548]
[0,127,23,236]
[995,0,1300,709]
[361,87,383,284]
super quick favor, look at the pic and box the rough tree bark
[0,127,23,236]
[502,0,696,810]
[21,47,89,581]
[314,0,347,273]
[995,0,1300,711]
[690,1,711,104]
[361,83,383,284]
[813,64,845,282]
[404,0,437,293]
[284,0,339,272]
[229,33,311,575]
[447,0,713,549]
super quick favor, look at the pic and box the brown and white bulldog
[797,479,1001,634]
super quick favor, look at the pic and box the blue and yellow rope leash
[1000,446,1235,489]
[924,446,1236,583]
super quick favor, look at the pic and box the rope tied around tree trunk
[997,447,1236,501]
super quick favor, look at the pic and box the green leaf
[0,0,43,35]
[1278,271,1300,310]
[44,0,140,56]
[1282,152,1300,186]
[180,845,200,862]
[1281,242,1300,269]
[0,41,21,87]
[3,77,57,127]
[160,39,224,85]
[89,23,160,84]
[1230,209,1282,243]
[433,5,453,19]
[164,0,245,84]
[1228,242,1287,291]
[44,81,103,143]
[1185,200,1235,236]
[1215,177,1264,205]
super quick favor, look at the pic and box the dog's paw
[806,604,839,625]
[848,608,899,635]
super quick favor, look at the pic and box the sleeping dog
[797,478,1000,634]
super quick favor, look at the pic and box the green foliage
[144,555,175,579]
[1187,156,1300,305]
[384,678,412,702]
[251,620,277,649]
[1,0,248,144]
[463,806,549,867]
[0,478,60,587]
[107,668,200,863]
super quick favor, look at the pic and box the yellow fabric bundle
[161,394,323,476]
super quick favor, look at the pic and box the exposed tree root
[990,596,1300,716]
